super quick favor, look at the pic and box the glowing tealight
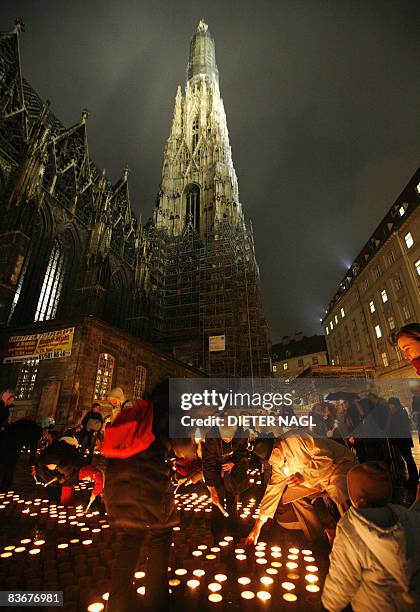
[266,568,278,575]
[289,547,300,554]
[21,539,31,544]
[134,571,145,579]
[208,583,222,592]
[286,562,298,569]
[1,552,12,558]
[168,579,181,587]
[208,594,223,603]
[175,568,187,576]
[29,549,40,555]
[197,545,207,550]
[224,536,233,541]
[70,539,79,544]
[206,554,216,560]
[241,591,255,600]
[283,593,297,602]
[256,558,267,565]
[306,584,320,593]
[305,574,319,583]
[271,561,282,568]
[287,554,298,560]
[302,549,312,555]
[304,556,315,562]
[136,586,145,595]
[57,543,68,549]
[306,565,318,572]
[101,593,109,601]
[192,551,202,557]
[14,547,26,553]
[4,546,15,550]
[281,582,296,591]
[87,604,104,612]
[257,591,271,601]
[235,548,245,554]
[238,577,251,585]
[193,569,205,577]
[255,551,265,557]
[187,579,200,589]
[214,574,227,582]
[82,540,92,545]
[260,576,273,586]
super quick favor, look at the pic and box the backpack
[101,400,155,459]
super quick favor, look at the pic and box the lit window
[340,307,345,318]
[272,365,277,373]
[298,359,304,368]
[331,359,335,366]
[8,253,30,324]
[416,182,420,195]
[330,321,333,330]
[334,315,338,324]
[34,241,65,322]
[405,232,414,249]
[415,259,420,276]
[325,327,329,336]
[94,353,115,400]
[369,300,375,313]
[375,325,382,339]
[395,346,403,361]
[387,251,395,265]
[381,289,388,303]
[388,316,395,330]
[133,365,147,400]
[283,363,288,371]
[15,359,39,400]
[402,303,411,320]
[381,352,389,368]
[399,206,405,217]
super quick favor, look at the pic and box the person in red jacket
[79,465,105,510]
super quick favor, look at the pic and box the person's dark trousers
[395,442,419,485]
[107,527,172,612]
[0,461,15,492]
[79,429,95,464]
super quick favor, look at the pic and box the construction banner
[3,327,75,363]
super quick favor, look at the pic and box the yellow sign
[3,328,75,363]
[209,335,226,352]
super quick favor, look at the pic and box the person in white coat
[322,461,420,612]
[246,429,356,543]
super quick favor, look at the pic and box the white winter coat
[322,500,420,611]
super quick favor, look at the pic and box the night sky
[1,1,419,343]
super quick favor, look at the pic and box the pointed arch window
[185,184,200,232]
[192,117,199,151]
[133,365,147,400]
[94,353,115,400]
[8,252,30,324]
[34,241,65,322]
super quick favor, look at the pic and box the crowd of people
[0,323,419,611]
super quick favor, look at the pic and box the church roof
[186,19,219,85]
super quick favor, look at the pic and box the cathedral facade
[0,19,270,422]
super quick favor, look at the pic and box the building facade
[322,168,420,378]
[272,333,328,378]
[0,20,270,422]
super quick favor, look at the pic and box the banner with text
[3,328,75,363]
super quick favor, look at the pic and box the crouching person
[247,429,356,544]
[103,380,178,612]
[322,462,420,612]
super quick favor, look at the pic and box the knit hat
[107,387,125,403]
[347,461,392,507]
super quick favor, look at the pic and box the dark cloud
[2,0,419,341]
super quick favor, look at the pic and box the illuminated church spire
[154,19,242,236]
